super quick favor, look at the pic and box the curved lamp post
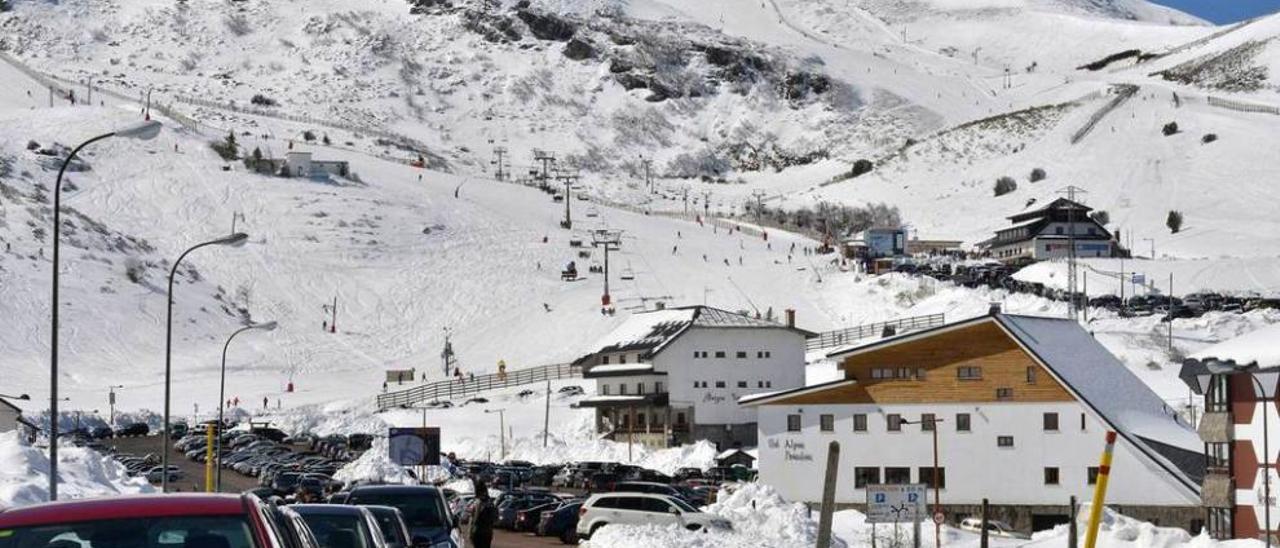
[215,320,277,491]
[49,120,162,501]
[161,232,249,492]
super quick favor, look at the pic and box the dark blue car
[344,485,460,548]
[537,500,582,543]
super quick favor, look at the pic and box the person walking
[497,360,508,382]
[469,479,497,548]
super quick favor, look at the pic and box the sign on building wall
[388,427,440,466]
[865,483,928,524]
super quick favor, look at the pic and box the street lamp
[107,385,124,431]
[0,393,31,401]
[49,119,163,501]
[485,409,507,461]
[161,232,250,493]
[902,416,944,548]
[216,320,277,491]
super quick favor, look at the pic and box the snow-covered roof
[576,395,648,404]
[583,363,660,378]
[1188,323,1280,369]
[715,448,754,460]
[577,306,810,364]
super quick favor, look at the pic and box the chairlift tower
[592,229,623,307]
[491,146,508,181]
[556,169,579,229]
[533,150,556,189]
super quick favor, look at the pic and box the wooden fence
[376,362,582,410]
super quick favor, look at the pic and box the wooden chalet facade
[744,310,1204,533]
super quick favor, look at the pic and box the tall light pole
[903,416,944,548]
[216,320,277,492]
[162,232,250,492]
[50,119,163,501]
[107,385,124,431]
[1143,238,1155,260]
[485,408,506,461]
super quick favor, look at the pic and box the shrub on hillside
[124,257,146,284]
[1162,121,1179,136]
[210,131,238,161]
[303,130,316,142]
[1167,210,1183,233]
[1202,133,1217,144]
[849,159,873,178]
[1029,167,1047,182]
[994,176,1017,196]
[250,94,277,107]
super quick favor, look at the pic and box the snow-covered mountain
[1,0,1278,431]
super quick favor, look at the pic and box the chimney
[989,302,1002,316]
[785,309,796,328]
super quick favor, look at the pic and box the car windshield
[0,516,256,548]
[297,514,372,548]
[669,497,700,513]
[346,493,446,529]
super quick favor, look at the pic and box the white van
[576,492,732,540]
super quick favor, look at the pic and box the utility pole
[751,190,766,224]
[1058,186,1088,321]
[108,385,123,430]
[1168,273,1175,350]
[592,229,623,307]
[682,187,690,215]
[702,190,712,219]
[441,327,455,377]
[329,295,337,333]
[533,150,556,190]
[543,380,551,448]
[640,157,653,193]
[491,146,507,181]
[1143,238,1155,260]
[486,409,507,461]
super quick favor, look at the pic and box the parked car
[267,502,322,548]
[292,504,387,548]
[514,501,559,533]
[0,494,285,548]
[344,485,460,548]
[497,494,559,530]
[959,517,1029,539]
[362,505,414,548]
[536,500,582,543]
[144,465,184,483]
[576,492,731,540]
[116,422,149,437]
[612,481,683,500]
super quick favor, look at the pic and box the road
[491,529,572,547]
[108,434,260,493]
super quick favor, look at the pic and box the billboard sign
[865,483,928,524]
[388,427,440,466]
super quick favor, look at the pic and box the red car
[0,494,285,548]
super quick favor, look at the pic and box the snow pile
[1189,322,1280,367]
[0,431,154,508]
[333,436,448,486]
[584,482,832,548]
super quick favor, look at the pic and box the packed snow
[0,431,154,508]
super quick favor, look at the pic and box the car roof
[291,504,369,516]
[615,481,670,487]
[587,492,670,501]
[0,494,249,527]
[348,485,442,496]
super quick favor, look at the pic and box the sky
[1151,0,1280,23]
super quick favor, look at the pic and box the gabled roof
[1008,197,1092,223]
[576,306,813,365]
[795,313,1202,499]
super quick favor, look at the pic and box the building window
[787,415,801,432]
[619,354,627,364]
[766,381,772,388]
[619,384,627,395]
[956,413,971,432]
[715,351,726,358]
[1055,226,1064,235]
[855,467,880,488]
[1044,467,1060,485]
[655,382,663,393]
[737,351,748,359]
[602,385,610,395]
[885,467,911,484]
[887,414,903,432]
[637,383,645,394]
[715,381,726,388]
[820,414,835,432]
[916,368,927,380]
[996,388,1014,400]
[693,351,701,359]
[737,381,748,388]
[919,467,946,489]
[757,351,772,359]
[1207,507,1232,540]
[676,413,686,425]
[1088,467,1100,485]
[957,366,982,380]
[758,381,765,388]
[602,356,610,365]
[997,436,1014,448]
[1207,442,1230,472]
[1026,367,1037,384]
[921,413,937,432]
[637,413,646,428]
[896,367,911,379]
[1043,413,1059,431]
[853,414,868,432]
[1206,374,1229,413]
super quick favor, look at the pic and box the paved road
[109,434,260,493]
[490,529,572,547]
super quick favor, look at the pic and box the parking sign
[865,484,928,524]
[388,427,441,466]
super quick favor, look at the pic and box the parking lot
[109,433,260,493]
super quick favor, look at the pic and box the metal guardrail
[376,362,582,410]
[1207,95,1279,116]
[806,313,946,352]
